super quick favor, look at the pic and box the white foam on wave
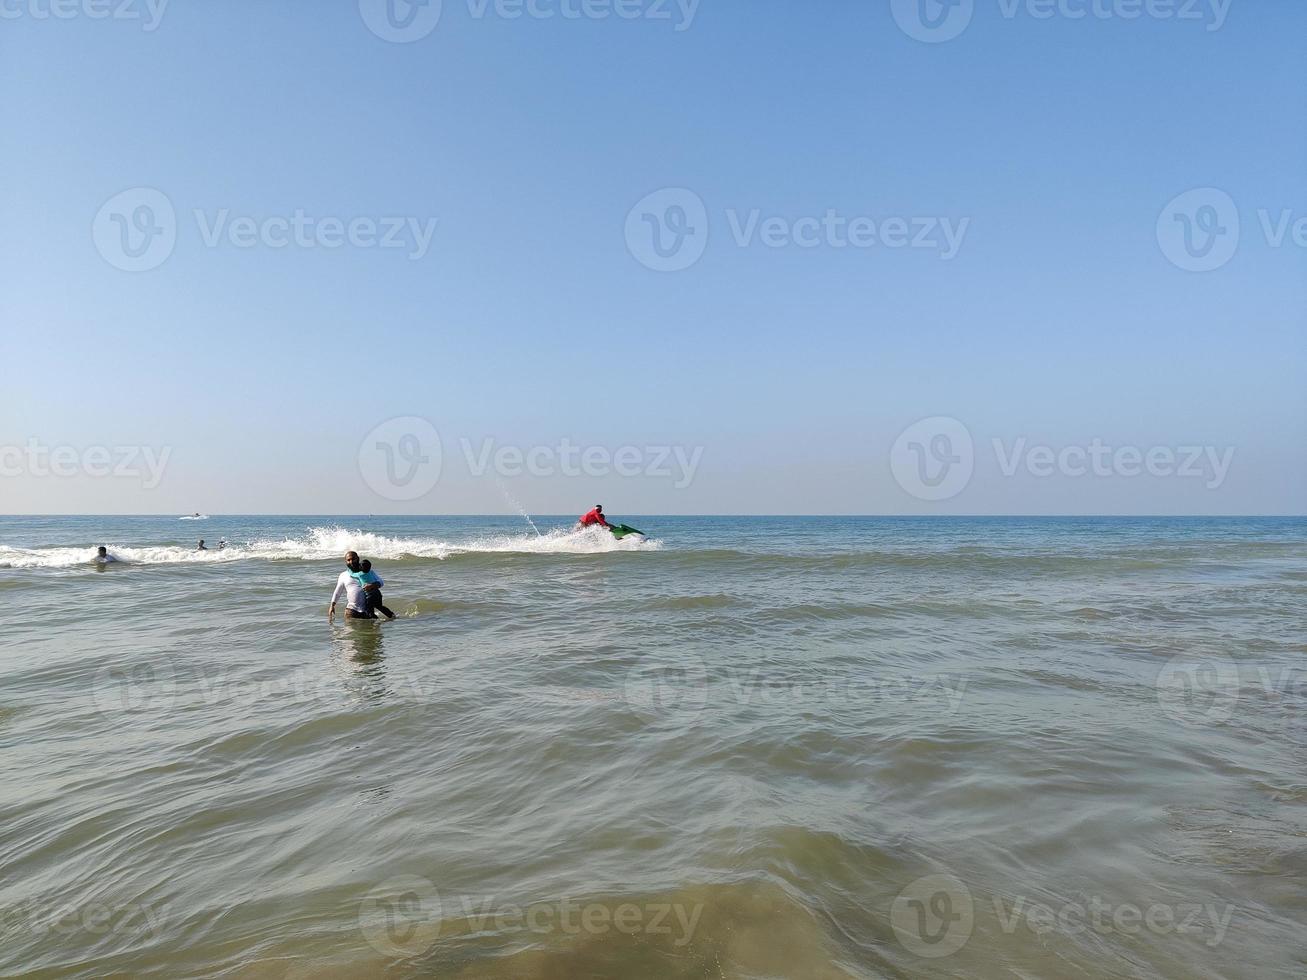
[249,525,658,560]
[0,525,660,569]
[0,544,247,569]
[452,525,658,556]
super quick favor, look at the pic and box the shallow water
[2,516,1305,978]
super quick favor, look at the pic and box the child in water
[352,560,395,620]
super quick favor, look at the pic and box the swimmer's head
[97,546,107,557]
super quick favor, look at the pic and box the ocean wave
[0,525,660,570]
[646,547,1196,574]
[639,594,739,611]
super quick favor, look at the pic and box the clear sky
[2,0,1304,515]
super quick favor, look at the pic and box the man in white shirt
[329,550,377,621]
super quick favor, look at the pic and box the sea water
[1,516,1304,977]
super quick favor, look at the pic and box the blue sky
[2,0,1303,514]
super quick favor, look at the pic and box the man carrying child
[328,550,396,621]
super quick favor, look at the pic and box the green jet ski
[609,524,645,540]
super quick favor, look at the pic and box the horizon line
[3,514,1305,520]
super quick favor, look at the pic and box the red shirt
[579,508,609,528]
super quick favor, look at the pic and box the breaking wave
[0,525,659,570]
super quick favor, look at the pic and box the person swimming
[197,539,207,550]
[94,546,118,564]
